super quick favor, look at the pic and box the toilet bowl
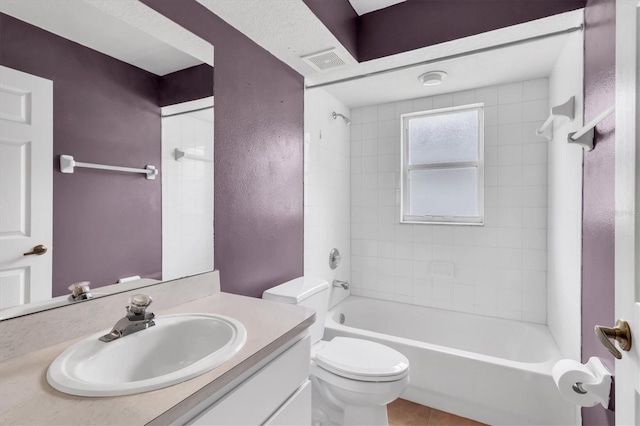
[263,277,409,425]
[311,338,409,425]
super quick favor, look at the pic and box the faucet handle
[68,281,92,300]
[128,294,153,315]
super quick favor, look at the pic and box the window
[401,103,484,224]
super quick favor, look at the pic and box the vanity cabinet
[263,380,311,425]
[186,336,311,426]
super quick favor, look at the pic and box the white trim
[614,1,640,423]
[407,161,479,171]
[400,103,484,225]
[400,103,485,120]
[161,96,214,117]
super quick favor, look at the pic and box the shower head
[332,111,351,126]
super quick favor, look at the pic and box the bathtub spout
[333,280,349,290]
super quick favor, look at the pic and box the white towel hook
[535,97,575,141]
[174,148,213,162]
[567,105,615,151]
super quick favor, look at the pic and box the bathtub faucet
[333,280,350,290]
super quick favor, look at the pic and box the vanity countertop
[0,292,315,425]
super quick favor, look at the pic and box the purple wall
[159,63,214,107]
[581,0,616,424]
[358,0,586,61]
[303,0,359,59]
[0,13,162,296]
[141,0,304,298]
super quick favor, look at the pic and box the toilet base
[343,404,388,426]
[311,376,392,426]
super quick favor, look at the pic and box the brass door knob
[594,319,632,359]
[23,244,48,256]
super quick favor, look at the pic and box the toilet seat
[310,362,409,401]
[313,337,409,382]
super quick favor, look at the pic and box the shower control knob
[329,248,341,270]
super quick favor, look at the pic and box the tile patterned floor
[388,399,487,426]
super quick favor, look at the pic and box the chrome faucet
[99,294,155,342]
[333,279,350,290]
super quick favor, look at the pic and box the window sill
[400,219,484,226]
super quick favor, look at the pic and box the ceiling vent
[301,48,346,72]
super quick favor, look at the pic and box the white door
[615,1,640,424]
[0,66,53,309]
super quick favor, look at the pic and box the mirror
[0,1,214,319]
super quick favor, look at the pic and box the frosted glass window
[401,104,484,224]
[408,110,478,165]
[409,168,478,217]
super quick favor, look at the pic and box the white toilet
[263,277,409,426]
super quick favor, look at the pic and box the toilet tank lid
[262,277,329,304]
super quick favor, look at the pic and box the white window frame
[400,103,484,225]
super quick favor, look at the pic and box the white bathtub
[324,296,576,426]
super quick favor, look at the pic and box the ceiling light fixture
[418,70,447,86]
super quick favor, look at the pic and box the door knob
[594,319,632,359]
[23,244,48,256]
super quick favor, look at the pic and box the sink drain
[339,313,345,324]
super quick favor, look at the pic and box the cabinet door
[263,380,311,426]
[189,336,310,426]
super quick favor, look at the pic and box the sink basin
[47,313,247,397]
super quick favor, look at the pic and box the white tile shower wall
[162,112,214,281]
[548,29,584,360]
[350,79,549,323]
[304,89,351,308]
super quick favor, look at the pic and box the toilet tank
[262,277,329,344]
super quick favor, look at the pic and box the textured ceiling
[190,0,583,107]
[310,10,584,107]
[319,26,580,108]
[0,0,213,76]
[197,0,357,76]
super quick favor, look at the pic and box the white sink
[47,313,247,397]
